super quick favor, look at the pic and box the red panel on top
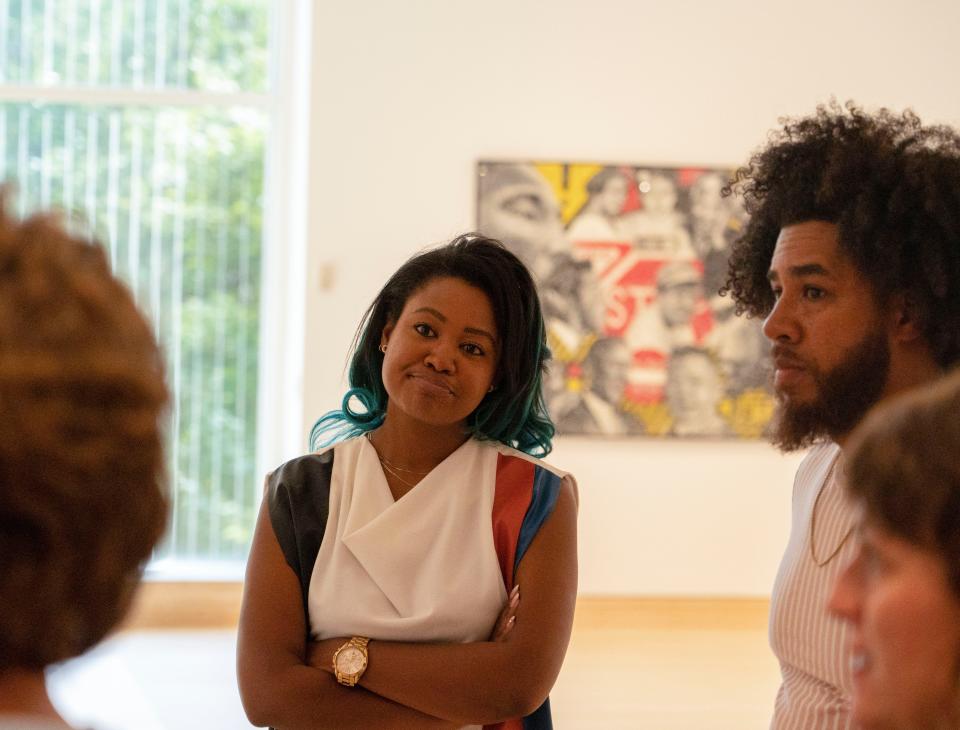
[491,454,535,592]
[486,454,538,730]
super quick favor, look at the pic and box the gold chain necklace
[365,433,431,490]
[377,452,431,476]
[809,454,854,567]
[378,460,420,489]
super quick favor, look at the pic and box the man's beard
[770,329,891,452]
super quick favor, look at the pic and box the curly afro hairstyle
[722,101,960,368]
[0,199,169,671]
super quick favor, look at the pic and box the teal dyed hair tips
[310,234,555,457]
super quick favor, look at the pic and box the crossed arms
[236,477,577,729]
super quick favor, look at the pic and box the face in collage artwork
[477,161,774,438]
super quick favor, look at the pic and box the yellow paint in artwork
[622,401,673,436]
[534,162,605,225]
[547,328,598,365]
[718,389,776,438]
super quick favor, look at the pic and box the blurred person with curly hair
[722,101,960,729]
[0,201,169,728]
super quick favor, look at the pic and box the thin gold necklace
[365,433,432,489]
[377,452,431,475]
[378,460,420,489]
[809,454,854,567]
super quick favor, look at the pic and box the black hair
[722,100,960,367]
[310,233,555,457]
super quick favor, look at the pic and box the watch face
[337,646,366,674]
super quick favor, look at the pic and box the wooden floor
[51,597,780,729]
[553,598,779,729]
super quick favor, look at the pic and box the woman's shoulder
[481,440,578,505]
[268,449,334,490]
[267,435,369,488]
[483,439,573,480]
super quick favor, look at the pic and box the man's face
[477,165,564,277]
[594,341,632,403]
[598,175,629,217]
[666,353,723,418]
[763,221,892,450]
[658,281,701,328]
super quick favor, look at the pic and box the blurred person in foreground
[723,101,960,728]
[0,201,169,728]
[828,369,960,730]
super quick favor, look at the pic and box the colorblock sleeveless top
[769,442,856,729]
[267,435,572,730]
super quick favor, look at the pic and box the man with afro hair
[722,101,960,729]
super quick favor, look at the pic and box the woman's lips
[408,372,454,396]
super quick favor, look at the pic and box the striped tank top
[769,442,857,729]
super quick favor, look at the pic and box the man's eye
[804,286,825,300]
[414,323,435,337]
[770,287,782,300]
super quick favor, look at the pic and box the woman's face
[380,276,499,433]
[828,515,960,730]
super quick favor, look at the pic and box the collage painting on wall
[476,161,775,439]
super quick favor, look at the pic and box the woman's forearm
[312,636,550,725]
[371,639,549,724]
[237,503,460,730]
[242,661,460,730]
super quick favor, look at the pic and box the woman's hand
[306,637,344,675]
[488,584,520,642]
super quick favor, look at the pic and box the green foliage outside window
[1,0,270,560]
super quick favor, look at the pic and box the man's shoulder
[795,441,840,487]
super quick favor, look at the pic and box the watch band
[334,636,370,687]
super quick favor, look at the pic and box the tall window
[0,1,272,564]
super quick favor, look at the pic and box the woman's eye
[414,323,435,337]
[462,343,485,356]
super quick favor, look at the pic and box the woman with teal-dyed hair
[311,232,555,456]
[239,234,579,729]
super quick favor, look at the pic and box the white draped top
[308,436,512,643]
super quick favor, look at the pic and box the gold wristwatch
[333,636,369,687]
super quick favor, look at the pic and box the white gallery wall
[295,0,960,596]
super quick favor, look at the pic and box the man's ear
[890,292,924,343]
